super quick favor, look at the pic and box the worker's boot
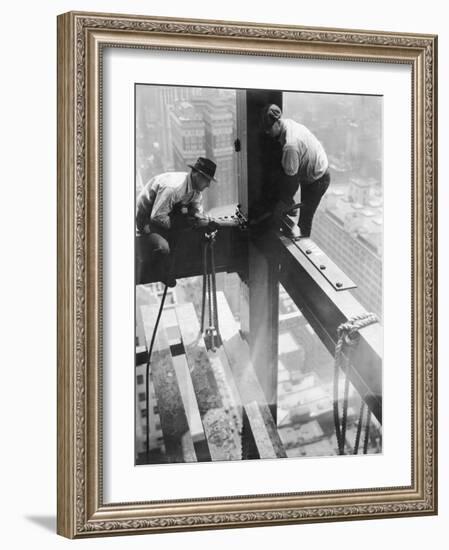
[161,259,177,288]
[285,224,301,240]
[162,274,177,288]
[282,210,302,240]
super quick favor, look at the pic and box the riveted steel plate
[294,238,357,291]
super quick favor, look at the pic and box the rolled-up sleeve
[150,185,176,230]
[136,179,157,233]
[281,146,300,176]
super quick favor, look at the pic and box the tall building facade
[169,101,207,173]
[190,94,238,209]
[312,181,383,319]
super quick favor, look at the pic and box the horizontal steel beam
[261,233,382,423]
[136,225,248,285]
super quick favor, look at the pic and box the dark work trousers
[274,170,330,237]
[135,224,172,285]
[299,170,331,237]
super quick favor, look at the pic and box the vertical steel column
[235,91,250,342]
[245,90,283,420]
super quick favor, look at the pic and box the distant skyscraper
[136,86,166,188]
[312,184,383,319]
[169,100,207,171]
[190,95,238,209]
[155,86,198,172]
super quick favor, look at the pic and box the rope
[200,230,221,352]
[200,240,207,333]
[145,284,168,462]
[353,401,365,455]
[207,250,213,331]
[144,234,180,461]
[333,312,378,455]
[210,237,221,348]
[363,408,372,454]
[340,371,351,455]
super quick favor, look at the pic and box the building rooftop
[322,180,383,255]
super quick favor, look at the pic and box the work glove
[191,216,220,230]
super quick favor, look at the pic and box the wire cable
[144,285,168,461]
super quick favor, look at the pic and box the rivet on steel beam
[336,282,343,288]
[320,264,326,270]
[306,249,312,255]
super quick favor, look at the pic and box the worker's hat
[261,104,282,130]
[188,157,217,182]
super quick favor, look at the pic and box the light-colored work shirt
[279,119,328,183]
[136,171,204,232]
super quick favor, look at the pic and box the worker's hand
[192,216,214,229]
[207,219,220,231]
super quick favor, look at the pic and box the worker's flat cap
[261,104,282,130]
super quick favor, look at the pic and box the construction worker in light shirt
[261,104,331,239]
[136,157,218,287]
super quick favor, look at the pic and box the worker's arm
[281,145,300,177]
[136,180,157,233]
[149,185,177,230]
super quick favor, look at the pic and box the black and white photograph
[53,7,437,540]
[134,84,383,465]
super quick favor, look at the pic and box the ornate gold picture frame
[57,11,437,538]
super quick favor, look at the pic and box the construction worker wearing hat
[260,104,331,239]
[136,157,218,287]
